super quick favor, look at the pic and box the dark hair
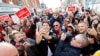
[87,16,91,28]
[28,24,36,39]
[68,26,74,31]
[53,21,61,27]
[33,17,40,24]
[17,45,25,56]
[67,25,75,34]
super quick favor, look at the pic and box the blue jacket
[55,40,80,56]
[49,16,63,28]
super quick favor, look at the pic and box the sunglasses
[53,25,59,27]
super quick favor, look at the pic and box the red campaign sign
[15,7,30,19]
[0,15,12,21]
[68,6,75,12]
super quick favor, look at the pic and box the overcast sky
[39,0,61,10]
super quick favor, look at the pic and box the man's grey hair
[76,34,88,48]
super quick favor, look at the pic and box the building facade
[1,0,40,9]
[0,0,40,15]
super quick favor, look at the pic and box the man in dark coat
[55,34,88,56]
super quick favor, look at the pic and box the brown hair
[53,11,59,16]
[63,17,70,27]
[17,45,25,56]
[23,19,29,28]
[42,21,50,26]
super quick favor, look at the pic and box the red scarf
[55,30,60,35]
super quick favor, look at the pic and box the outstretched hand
[60,33,67,41]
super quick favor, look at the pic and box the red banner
[15,7,30,19]
[0,15,12,21]
[68,6,75,12]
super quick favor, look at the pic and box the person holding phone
[36,21,52,56]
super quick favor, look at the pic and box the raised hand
[36,26,43,44]
[39,27,51,40]
[87,38,94,44]
[60,33,67,41]
[87,27,98,40]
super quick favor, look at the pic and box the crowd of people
[0,7,100,56]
